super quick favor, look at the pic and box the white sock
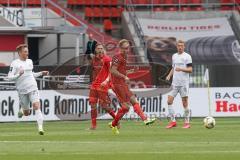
[19,107,23,114]
[35,109,43,131]
[168,105,176,122]
[183,108,190,123]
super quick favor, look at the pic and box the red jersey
[91,56,103,81]
[111,53,126,84]
[92,55,112,87]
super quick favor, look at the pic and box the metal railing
[125,0,240,12]
[0,64,213,91]
[44,0,105,43]
[126,0,146,47]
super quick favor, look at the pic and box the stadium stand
[0,0,239,65]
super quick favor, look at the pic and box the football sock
[91,108,97,127]
[112,106,129,127]
[168,104,176,122]
[133,103,147,121]
[107,109,116,119]
[183,108,190,123]
[35,109,43,131]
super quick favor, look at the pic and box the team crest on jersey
[113,58,119,64]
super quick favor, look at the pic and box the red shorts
[112,83,133,104]
[89,85,111,107]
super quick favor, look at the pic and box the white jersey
[8,59,42,94]
[172,52,192,86]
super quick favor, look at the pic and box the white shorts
[18,90,40,110]
[169,85,189,98]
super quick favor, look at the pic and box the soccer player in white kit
[165,40,193,129]
[8,44,49,135]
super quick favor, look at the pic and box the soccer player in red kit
[89,44,116,129]
[109,39,156,134]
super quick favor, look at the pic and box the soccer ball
[203,116,216,129]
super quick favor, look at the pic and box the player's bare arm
[33,71,49,78]
[166,68,174,81]
[126,66,139,74]
[110,65,129,82]
[41,71,49,76]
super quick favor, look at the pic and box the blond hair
[119,39,129,48]
[177,40,185,44]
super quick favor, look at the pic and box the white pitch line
[0,141,240,144]
[0,150,240,156]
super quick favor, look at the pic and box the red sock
[107,109,116,119]
[112,106,129,127]
[91,108,97,128]
[133,103,147,121]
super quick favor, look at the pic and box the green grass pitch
[0,118,240,160]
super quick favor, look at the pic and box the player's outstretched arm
[33,71,49,78]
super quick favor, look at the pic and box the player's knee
[130,96,137,104]
[32,101,40,110]
[122,106,130,113]
[23,110,30,116]
[90,104,97,110]
[167,100,173,105]
[167,96,174,105]
[182,101,188,107]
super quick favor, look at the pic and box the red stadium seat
[181,6,191,11]
[111,0,118,5]
[166,6,178,11]
[152,0,160,4]
[92,0,101,5]
[192,6,204,11]
[75,0,85,5]
[111,7,121,18]
[220,0,233,3]
[93,7,102,18]
[9,0,22,5]
[220,6,233,10]
[67,0,75,5]
[181,0,190,4]
[154,7,164,11]
[85,0,92,6]
[103,19,113,32]
[134,0,149,4]
[103,7,111,18]
[0,0,8,4]
[69,0,85,6]
[85,7,93,18]
[28,0,41,5]
[163,0,175,4]
[102,0,111,6]
[190,0,202,3]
